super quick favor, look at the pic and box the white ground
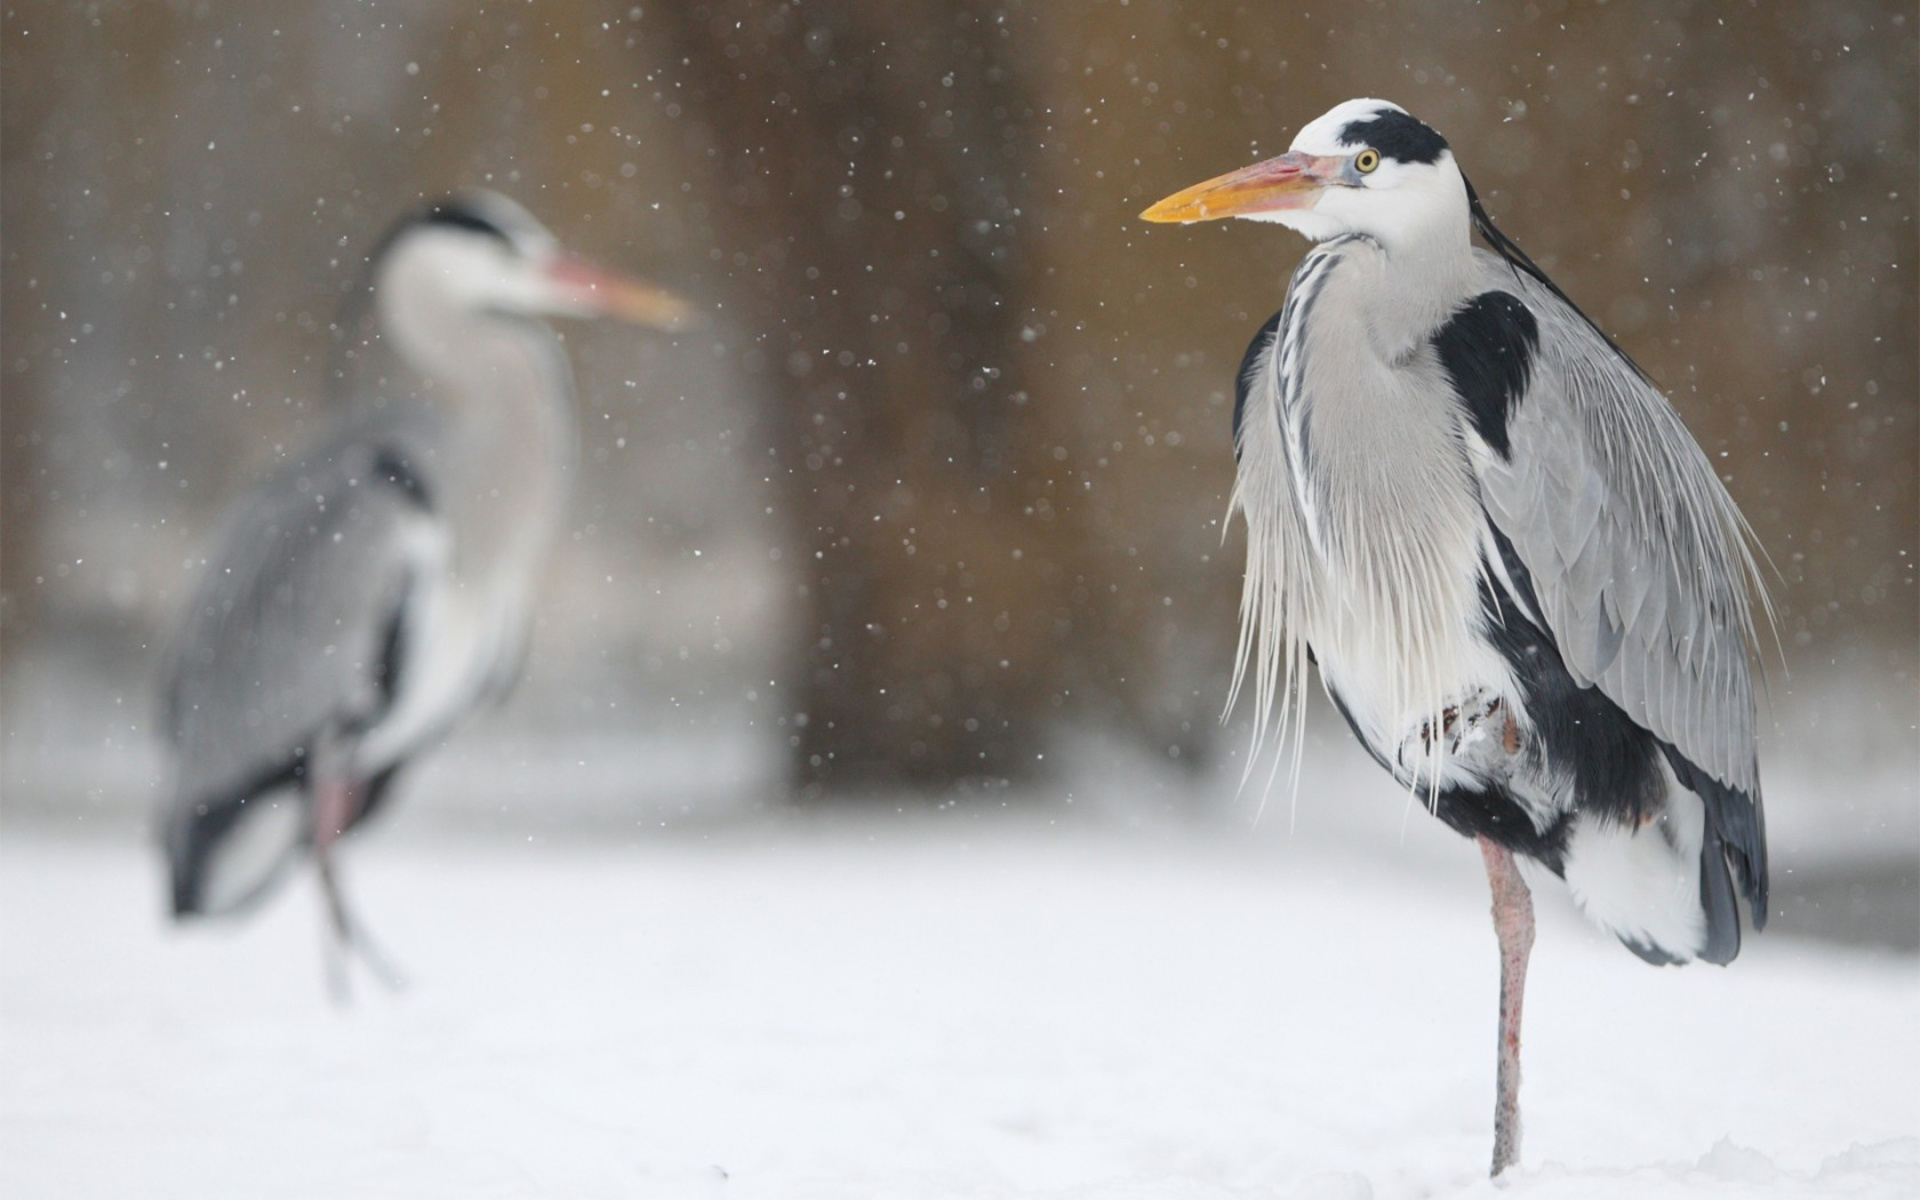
[3,739,1915,1200]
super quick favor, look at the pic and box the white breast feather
[1232,243,1524,805]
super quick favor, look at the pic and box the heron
[1142,100,1770,1175]
[159,191,690,985]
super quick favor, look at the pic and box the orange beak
[545,257,697,331]
[1140,152,1342,224]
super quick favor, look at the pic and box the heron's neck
[1363,226,1480,355]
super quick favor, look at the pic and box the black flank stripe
[1479,525,1666,830]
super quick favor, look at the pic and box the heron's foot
[1398,689,1521,777]
[325,915,409,1001]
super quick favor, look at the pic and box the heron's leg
[311,777,406,999]
[1478,834,1534,1178]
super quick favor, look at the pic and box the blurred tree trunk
[0,1,182,660]
[0,12,50,658]
[647,1,1071,795]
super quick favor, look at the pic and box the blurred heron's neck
[385,302,578,604]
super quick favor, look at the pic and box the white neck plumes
[1230,170,1509,804]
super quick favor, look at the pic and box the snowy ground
[4,738,1916,1200]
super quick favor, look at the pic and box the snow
[3,780,1915,1200]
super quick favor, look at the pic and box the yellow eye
[1355,148,1381,174]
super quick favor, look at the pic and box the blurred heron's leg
[312,773,358,853]
[1479,834,1534,1177]
[317,844,354,1004]
[312,776,406,1000]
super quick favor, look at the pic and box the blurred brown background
[3,1,1913,811]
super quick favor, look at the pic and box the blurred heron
[1143,100,1770,1175]
[159,191,689,985]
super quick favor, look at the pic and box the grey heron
[159,191,689,982]
[1142,100,1770,1176]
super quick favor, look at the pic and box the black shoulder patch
[1231,308,1286,462]
[1433,291,1538,460]
[371,445,434,511]
[1340,110,1449,165]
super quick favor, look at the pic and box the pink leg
[310,776,404,998]
[311,777,365,950]
[312,776,360,855]
[1478,835,1535,1177]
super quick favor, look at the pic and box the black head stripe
[365,197,513,272]
[1339,110,1449,165]
[418,200,512,245]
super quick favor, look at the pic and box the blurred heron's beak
[1140,152,1339,224]
[545,257,697,331]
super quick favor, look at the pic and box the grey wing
[160,435,439,816]
[1467,251,1767,801]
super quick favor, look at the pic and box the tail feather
[1563,754,1761,967]
[1696,823,1742,966]
[1660,743,1768,927]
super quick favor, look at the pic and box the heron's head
[372,189,693,333]
[1142,100,1468,253]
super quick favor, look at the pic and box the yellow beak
[1140,152,1340,224]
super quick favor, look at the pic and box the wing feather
[1465,250,1766,800]
[160,428,439,818]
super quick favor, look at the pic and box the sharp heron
[1142,100,1769,1176]
[160,191,689,980]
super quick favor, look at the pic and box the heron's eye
[1355,149,1381,174]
